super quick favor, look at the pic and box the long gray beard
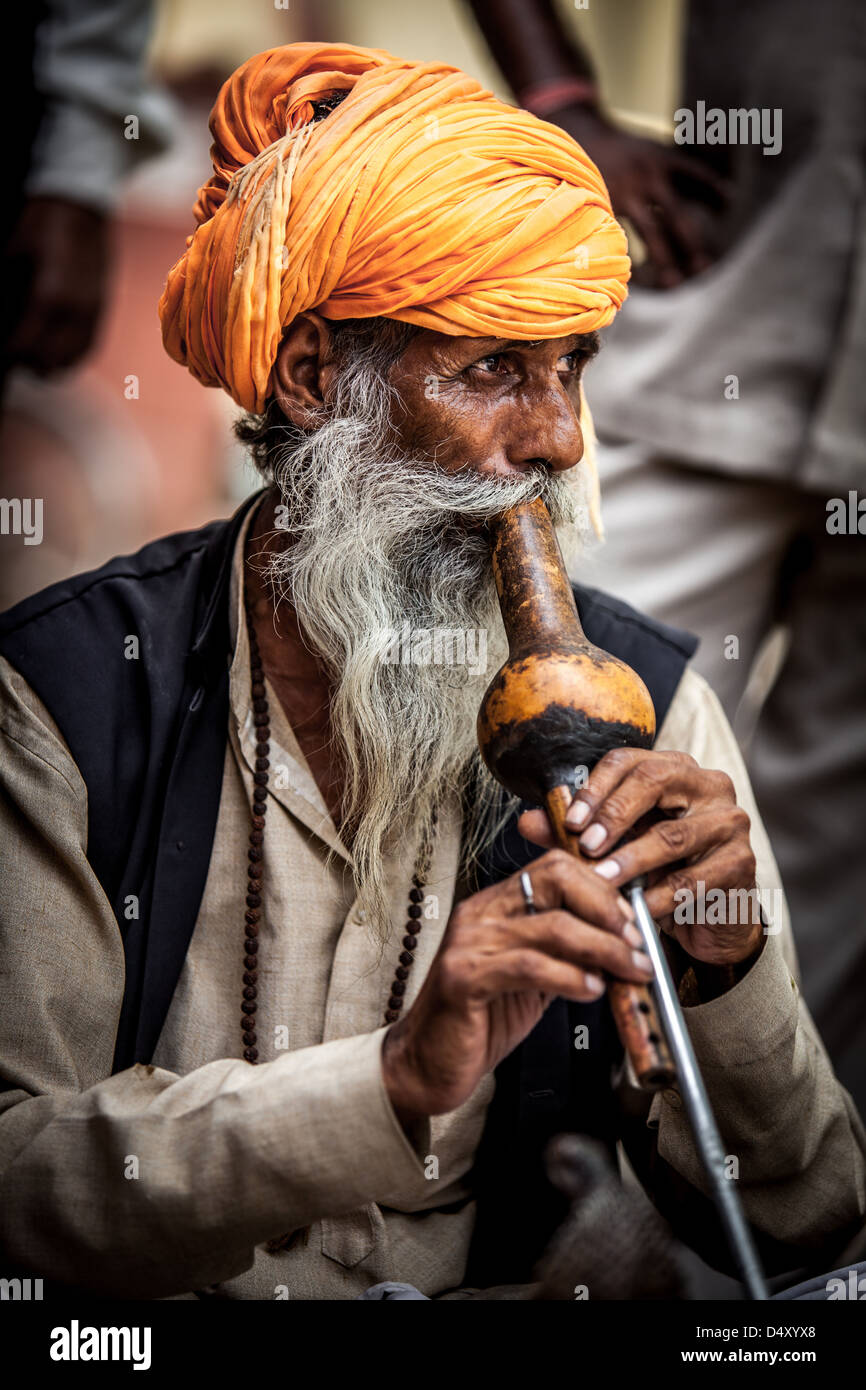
[258,355,593,938]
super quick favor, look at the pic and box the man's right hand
[381,848,653,1130]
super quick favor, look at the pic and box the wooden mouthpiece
[477,497,675,1090]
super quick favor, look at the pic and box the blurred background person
[0,0,309,609]
[1,0,170,606]
[2,1,169,389]
[468,0,866,1113]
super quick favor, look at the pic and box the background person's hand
[3,196,111,375]
[557,107,729,288]
[519,747,762,967]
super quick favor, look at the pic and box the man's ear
[269,312,338,427]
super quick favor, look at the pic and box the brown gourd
[477,497,674,1088]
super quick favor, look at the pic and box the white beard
[256,353,594,937]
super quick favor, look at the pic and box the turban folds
[159,42,630,412]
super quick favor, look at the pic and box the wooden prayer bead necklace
[240,598,437,1065]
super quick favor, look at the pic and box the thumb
[516,808,556,848]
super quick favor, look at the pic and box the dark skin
[256,311,761,1130]
[467,0,729,288]
[2,197,111,374]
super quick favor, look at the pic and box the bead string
[242,600,437,1059]
[384,805,437,1023]
[244,596,437,1253]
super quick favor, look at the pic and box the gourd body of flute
[477,498,656,801]
[477,497,675,1091]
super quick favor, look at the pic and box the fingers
[509,847,636,936]
[444,930,652,1008]
[645,170,713,281]
[642,839,757,923]
[583,809,746,889]
[625,168,726,286]
[665,150,732,204]
[480,949,609,1004]
[564,748,710,856]
[623,195,685,288]
[518,909,654,982]
[517,807,555,849]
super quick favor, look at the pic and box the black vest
[0,493,697,1282]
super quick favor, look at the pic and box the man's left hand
[519,748,762,968]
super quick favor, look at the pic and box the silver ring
[520,871,537,915]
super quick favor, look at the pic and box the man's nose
[508,384,584,474]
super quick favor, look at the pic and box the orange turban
[159,42,630,413]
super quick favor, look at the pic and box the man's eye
[471,354,510,374]
[557,351,583,375]
[468,349,584,378]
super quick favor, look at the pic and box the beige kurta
[0,511,864,1299]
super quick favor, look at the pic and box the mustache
[416,464,557,536]
[278,452,552,522]
[392,459,553,511]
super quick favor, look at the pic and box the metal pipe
[627,877,769,1301]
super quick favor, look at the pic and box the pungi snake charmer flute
[476,496,769,1300]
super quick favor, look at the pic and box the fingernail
[594,858,619,880]
[618,897,635,921]
[632,950,653,974]
[583,973,605,995]
[580,823,607,853]
[624,923,643,948]
[566,800,590,829]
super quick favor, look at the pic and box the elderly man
[0,42,863,1301]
